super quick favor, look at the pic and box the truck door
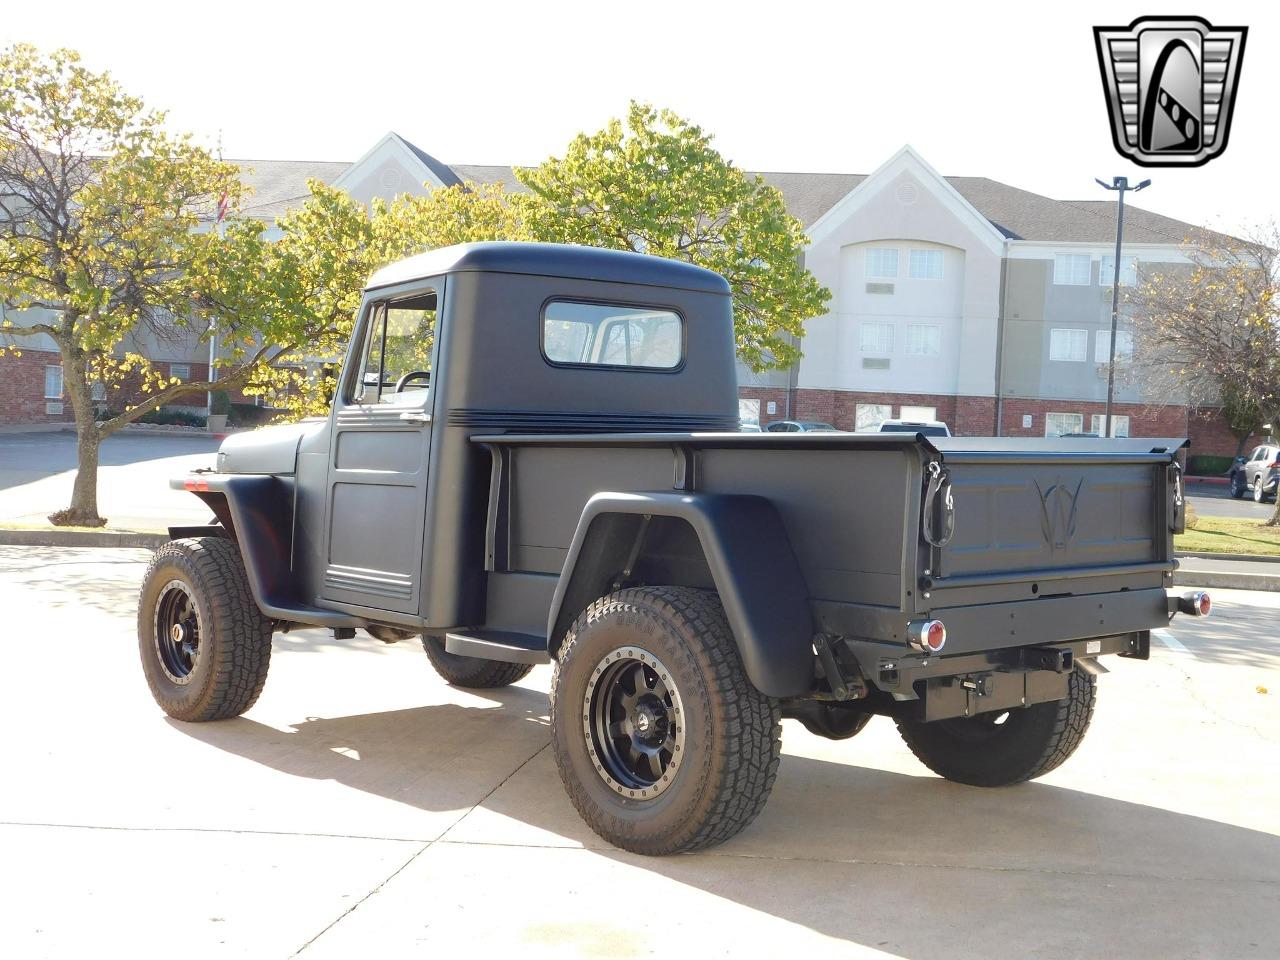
[321,283,440,615]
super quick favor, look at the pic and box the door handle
[399,411,432,424]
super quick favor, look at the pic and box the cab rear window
[542,300,683,370]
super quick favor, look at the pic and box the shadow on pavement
[171,689,1280,955]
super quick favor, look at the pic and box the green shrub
[1187,454,1236,476]
[137,409,207,428]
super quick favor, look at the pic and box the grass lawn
[1176,515,1280,557]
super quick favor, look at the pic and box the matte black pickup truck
[139,242,1209,854]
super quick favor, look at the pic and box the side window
[1249,446,1265,462]
[352,290,438,405]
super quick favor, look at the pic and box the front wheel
[1229,472,1246,499]
[551,586,781,855]
[137,537,274,722]
[895,666,1096,787]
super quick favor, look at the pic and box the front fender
[547,491,815,698]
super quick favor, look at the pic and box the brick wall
[0,349,74,425]
[1186,406,1267,461]
[0,351,217,425]
[736,386,793,425]
[997,397,1190,440]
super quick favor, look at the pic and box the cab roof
[365,241,731,295]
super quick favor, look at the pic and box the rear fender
[547,492,815,698]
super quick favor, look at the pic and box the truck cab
[140,241,1208,856]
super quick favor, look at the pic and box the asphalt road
[1189,482,1278,520]
[0,545,1276,958]
[0,430,216,529]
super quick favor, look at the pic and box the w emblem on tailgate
[1035,477,1084,549]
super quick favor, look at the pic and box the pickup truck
[139,241,1209,855]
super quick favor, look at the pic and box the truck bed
[472,431,1184,662]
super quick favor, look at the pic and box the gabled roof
[226,143,1213,245]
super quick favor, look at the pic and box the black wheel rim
[154,579,201,685]
[583,647,686,801]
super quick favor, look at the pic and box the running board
[444,629,549,664]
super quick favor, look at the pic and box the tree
[516,102,829,371]
[1125,223,1280,521]
[247,179,526,419]
[0,44,274,526]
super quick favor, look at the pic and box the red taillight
[184,478,209,492]
[907,619,947,653]
[1178,591,1211,617]
[1268,461,1280,469]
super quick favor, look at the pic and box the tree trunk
[49,345,107,527]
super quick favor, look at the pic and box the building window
[1094,329,1134,363]
[900,405,937,421]
[908,249,944,279]
[44,365,63,399]
[865,248,899,279]
[855,403,891,431]
[170,363,191,381]
[1100,255,1138,287]
[1090,414,1131,438]
[1053,254,1091,286]
[905,324,941,356]
[1045,412,1084,437]
[91,381,106,402]
[860,321,894,353]
[1049,328,1089,362]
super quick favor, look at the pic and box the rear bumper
[926,586,1170,657]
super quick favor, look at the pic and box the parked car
[1228,443,1280,501]
[142,241,1206,856]
[739,422,762,433]
[877,419,952,438]
[764,419,839,432]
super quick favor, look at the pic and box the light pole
[1094,176,1150,438]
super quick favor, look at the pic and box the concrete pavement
[1187,481,1276,520]
[0,431,215,531]
[0,546,1277,958]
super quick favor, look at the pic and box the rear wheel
[895,666,1096,786]
[137,537,274,722]
[421,635,534,688]
[1254,478,1267,503]
[551,586,781,855]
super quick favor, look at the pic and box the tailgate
[921,437,1184,596]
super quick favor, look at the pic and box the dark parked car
[1229,443,1280,501]
[764,419,839,433]
[140,241,1208,856]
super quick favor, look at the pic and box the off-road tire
[421,635,534,688]
[137,537,274,722]
[551,586,782,855]
[895,665,1096,787]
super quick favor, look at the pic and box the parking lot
[1,545,1276,958]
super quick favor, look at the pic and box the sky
[5,0,1277,235]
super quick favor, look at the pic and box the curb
[0,529,167,549]
[1173,568,1280,592]
[1175,550,1280,564]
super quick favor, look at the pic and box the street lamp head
[1134,179,1152,191]
[1095,177,1113,189]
